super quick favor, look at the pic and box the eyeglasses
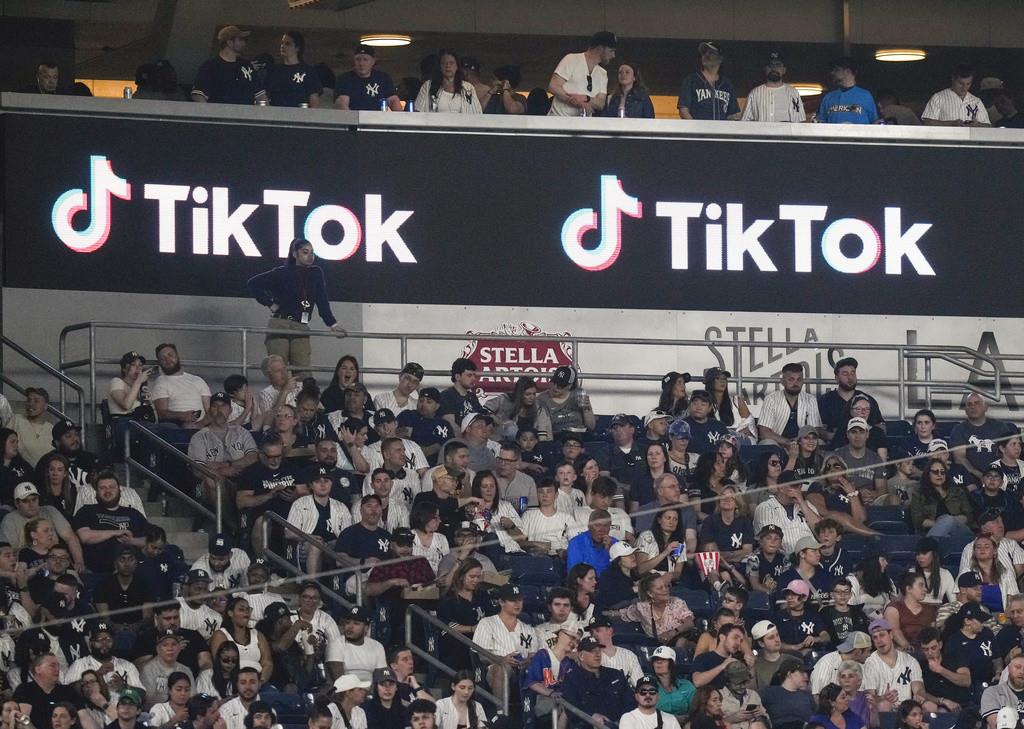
[637,689,658,696]
[929,469,947,475]
[832,589,852,596]
[586,75,593,92]
[826,464,844,471]
[496,457,518,463]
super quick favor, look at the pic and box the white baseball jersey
[535,617,584,650]
[556,487,586,515]
[473,615,539,657]
[287,495,352,539]
[435,697,487,729]
[809,650,844,694]
[244,591,287,624]
[753,496,815,555]
[349,497,410,531]
[65,655,142,688]
[365,470,423,509]
[741,83,806,122]
[412,531,450,573]
[218,696,251,729]
[177,597,222,639]
[253,382,300,423]
[191,550,251,591]
[521,508,573,552]
[373,389,418,417]
[863,650,922,703]
[361,438,429,473]
[294,609,345,663]
[922,88,990,124]
[602,646,644,686]
[619,709,682,729]
[328,703,367,729]
[338,636,387,681]
[479,500,525,553]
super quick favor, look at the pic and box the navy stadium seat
[841,534,868,555]
[672,587,714,620]
[885,420,912,438]
[505,555,562,586]
[879,534,921,563]
[584,440,611,465]
[934,421,958,438]
[538,440,562,465]
[741,590,772,624]
[871,521,911,535]
[941,535,972,561]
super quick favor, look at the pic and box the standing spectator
[191,26,265,104]
[73,472,149,573]
[374,363,423,418]
[677,42,741,121]
[246,238,346,379]
[817,358,883,443]
[547,31,616,117]
[11,388,53,467]
[265,31,321,108]
[438,359,481,437]
[336,44,402,111]
[537,366,595,437]
[415,49,481,114]
[923,65,991,127]
[817,58,877,124]
[757,363,822,447]
[950,392,1018,480]
[742,52,805,122]
[602,63,655,118]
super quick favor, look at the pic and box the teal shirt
[657,678,696,715]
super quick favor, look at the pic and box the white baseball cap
[13,482,38,501]
[334,674,371,693]
[997,707,1019,729]
[609,542,638,561]
[751,620,778,640]
[846,416,869,432]
[651,645,676,662]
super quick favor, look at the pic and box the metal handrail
[59,321,1005,425]
[124,420,223,532]
[2,334,86,437]
[257,540,355,613]
[262,512,360,608]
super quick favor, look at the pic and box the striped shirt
[177,597,222,639]
[287,494,352,539]
[521,508,574,553]
[473,615,540,657]
[741,83,805,122]
[372,389,418,417]
[349,497,410,531]
[753,496,815,555]
[602,646,644,686]
[253,382,300,424]
[757,389,822,436]
[191,549,251,591]
[922,88,990,124]
[361,438,429,472]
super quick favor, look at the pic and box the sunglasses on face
[768,460,781,466]
[930,469,947,475]
[637,689,658,696]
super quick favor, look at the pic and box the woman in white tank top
[208,597,272,681]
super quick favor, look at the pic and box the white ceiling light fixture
[874,48,927,62]
[359,34,412,47]
[792,83,824,97]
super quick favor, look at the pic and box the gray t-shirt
[833,446,885,490]
[1,506,71,548]
[498,472,538,507]
[980,681,1024,723]
[139,659,194,704]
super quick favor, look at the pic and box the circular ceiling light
[359,34,412,47]
[874,49,927,62]
[792,83,824,97]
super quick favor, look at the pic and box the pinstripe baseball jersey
[473,615,539,657]
[923,88,990,124]
[191,549,250,591]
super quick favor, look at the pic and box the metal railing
[59,321,1006,425]
[124,420,223,532]
[262,511,357,610]
[2,334,86,440]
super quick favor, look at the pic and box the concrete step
[149,516,194,533]
[170,532,209,563]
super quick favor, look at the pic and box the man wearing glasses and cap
[619,674,682,729]
[547,32,616,117]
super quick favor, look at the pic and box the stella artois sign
[461,321,575,396]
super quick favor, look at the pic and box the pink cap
[783,579,810,597]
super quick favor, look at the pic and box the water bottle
[617,106,625,118]
[122,86,133,99]
[379,98,388,111]
[580,106,590,118]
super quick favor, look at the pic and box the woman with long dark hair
[322,355,362,412]
[324,674,370,729]
[908,537,955,605]
[808,683,864,729]
[415,49,482,114]
[436,558,489,671]
[704,367,755,437]
[409,501,450,573]
[909,456,974,539]
[246,238,346,379]
[691,451,736,518]
[849,549,896,620]
[603,62,655,118]
[969,533,1018,610]
[784,426,824,479]
[689,686,727,729]
[470,470,526,555]
[196,642,239,698]
[483,376,552,441]
[435,670,487,729]
[657,372,690,417]
[362,668,408,729]
[635,508,687,577]
[895,700,927,729]
[147,672,192,729]
[566,562,597,623]
[265,31,321,108]
[0,429,32,506]
[650,645,696,718]
[210,598,272,681]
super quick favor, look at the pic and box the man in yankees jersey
[923,65,992,127]
[472,584,539,704]
[361,410,429,476]
[64,620,146,694]
[191,534,250,591]
[177,569,222,640]
[335,44,403,111]
[862,618,923,710]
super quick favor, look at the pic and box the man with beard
[151,343,213,429]
[818,358,883,444]
[10,387,54,467]
[190,534,250,591]
[32,590,91,672]
[38,419,98,491]
[65,620,146,693]
[308,436,360,507]
[235,434,304,552]
[73,472,149,572]
[741,51,806,122]
[133,603,213,675]
[0,482,85,569]
[176,569,222,641]
[217,667,263,729]
[188,392,258,513]
[619,674,682,729]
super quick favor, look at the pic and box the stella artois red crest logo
[461,321,575,396]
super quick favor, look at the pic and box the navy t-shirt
[818,390,883,436]
[944,627,997,694]
[691,651,730,688]
[265,62,322,107]
[821,604,869,646]
[72,505,149,572]
[335,523,391,561]
[806,481,855,515]
[741,549,786,583]
[995,624,1024,660]
[683,417,729,455]
[677,72,740,120]
[438,387,482,422]
[192,56,264,104]
[336,69,397,110]
[698,512,754,552]
[775,608,827,646]
[820,546,856,580]
[950,419,1018,472]
[398,410,454,453]
[236,461,300,521]
[136,544,187,600]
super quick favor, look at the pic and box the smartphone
[745,704,758,712]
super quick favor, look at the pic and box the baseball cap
[589,31,618,49]
[796,425,819,440]
[689,389,712,403]
[42,591,70,617]
[959,602,990,622]
[610,414,632,427]
[982,464,1004,477]
[305,465,333,483]
[497,584,523,601]
[156,629,182,645]
[217,25,251,43]
[750,620,777,641]
[559,431,585,447]
[401,362,425,380]
[979,509,1004,526]
[88,620,114,639]
[184,568,211,585]
[634,674,658,691]
[263,602,292,623]
[115,544,139,560]
[915,537,939,554]
[118,688,144,707]
[757,524,783,539]
[703,367,730,380]
[663,371,692,387]
[980,76,1005,92]
[668,419,692,440]
[609,542,638,561]
[249,556,270,572]
[373,408,397,426]
[698,41,722,57]
[997,707,1019,729]
[783,580,810,597]
[353,44,376,58]
[210,534,233,557]
[52,419,80,441]
[766,51,785,66]
[833,356,859,371]
[391,527,415,545]
[643,410,672,427]
[13,482,38,501]
[846,417,869,432]
[461,411,492,431]
[419,387,442,402]
[793,536,822,553]
[868,618,892,633]
[344,606,371,623]
[551,366,578,389]
[334,674,372,693]
[587,616,613,631]
[651,645,676,662]
[210,391,231,405]
[836,631,871,652]
[373,667,398,684]
[927,438,949,452]
[578,636,604,651]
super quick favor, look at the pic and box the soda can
[256,99,269,107]
[618,107,625,118]
[405,100,414,112]
[122,86,133,99]
[299,102,309,108]
[379,97,388,111]
[518,496,528,514]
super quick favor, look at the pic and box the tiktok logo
[51,155,131,253]
[560,175,642,271]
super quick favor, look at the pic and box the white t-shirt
[338,636,387,681]
[435,697,488,729]
[549,52,608,116]
[619,709,682,729]
[922,88,991,124]
[107,377,143,415]
[741,83,806,122]
[473,615,539,657]
[151,372,211,413]
[293,609,345,663]
[863,649,922,703]
[414,81,482,114]
[521,508,574,553]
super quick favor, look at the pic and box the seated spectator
[10,388,54,468]
[210,597,272,683]
[633,473,697,545]
[684,391,729,456]
[435,671,487,729]
[862,619,922,710]
[572,476,633,545]
[397,388,454,464]
[458,413,499,473]
[413,467,476,544]
[420,440,474,499]
[753,472,818,555]
[139,634,194,710]
[848,548,896,621]
[436,558,491,671]
[24,543,77,613]
[749,620,801,694]
[622,572,695,646]
[320,356,363,413]
[234,434,303,550]
[699,484,754,571]
[520,478,574,559]
[373,362,422,419]
[809,630,872,697]
[694,608,743,657]
[73,472,149,573]
[335,495,392,595]
[350,468,410,533]
[415,49,481,114]
[2,483,84,569]
[634,507,687,579]
[957,511,1024,607]
[643,645,695,720]
[742,524,787,594]
[39,417,100,495]
[107,351,153,421]
[666,419,697,482]
[484,376,551,441]
[150,344,212,429]
[567,563,598,624]
[493,443,537,509]
[815,519,857,581]
[361,409,428,477]
[916,627,970,714]
[561,634,635,729]
[631,441,673,512]
[522,626,578,720]
[218,666,264,729]
[250,356,300,431]
[472,584,537,704]
[944,602,997,699]
[363,667,408,729]
[980,656,1024,727]
[287,465,352,576]
[135,526,188,602]
[922,64,991,127]
[719,661,768,729]
[906,538,954,608]
[776,536,833,603]
[827,395,890,462]
[806,455,879,537]
[194,641,238,698]
[761,664,813,729]
[176,569,223,641]
[950,392,1018,482]
[783,426,824,481]
[875,89,921,125]
[469,470,527,555]
[820,578,870,647]
[182,694,222,729]
[567,509,617,575]
[65,620,145,693]
[294,387,337,448]
[596,542,639,610]
[35,453,77,516]
[883,573,937,650]
[188,391,258,511]
[0,429,33,505]
[757,363,822,448]
[535,587,582,650]
[831,419,888,502]
[264,582,342,685]
[677,42,740,120]
[910,457,975,539]
[887,458,918,505]
[337,606,386,682]
[774,579,829,655]
[94,546,150,645]
[537,367,595,438]
[554,459,586,515]
[132,602,212,678]
[191,534,250,592]
[147,669,191,727]
[437,359,481,438]
[265,404,314,461]
[992,434,1024,495]
[365,527,435,634]
[714,436,748,488]
[808,683,864,729]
